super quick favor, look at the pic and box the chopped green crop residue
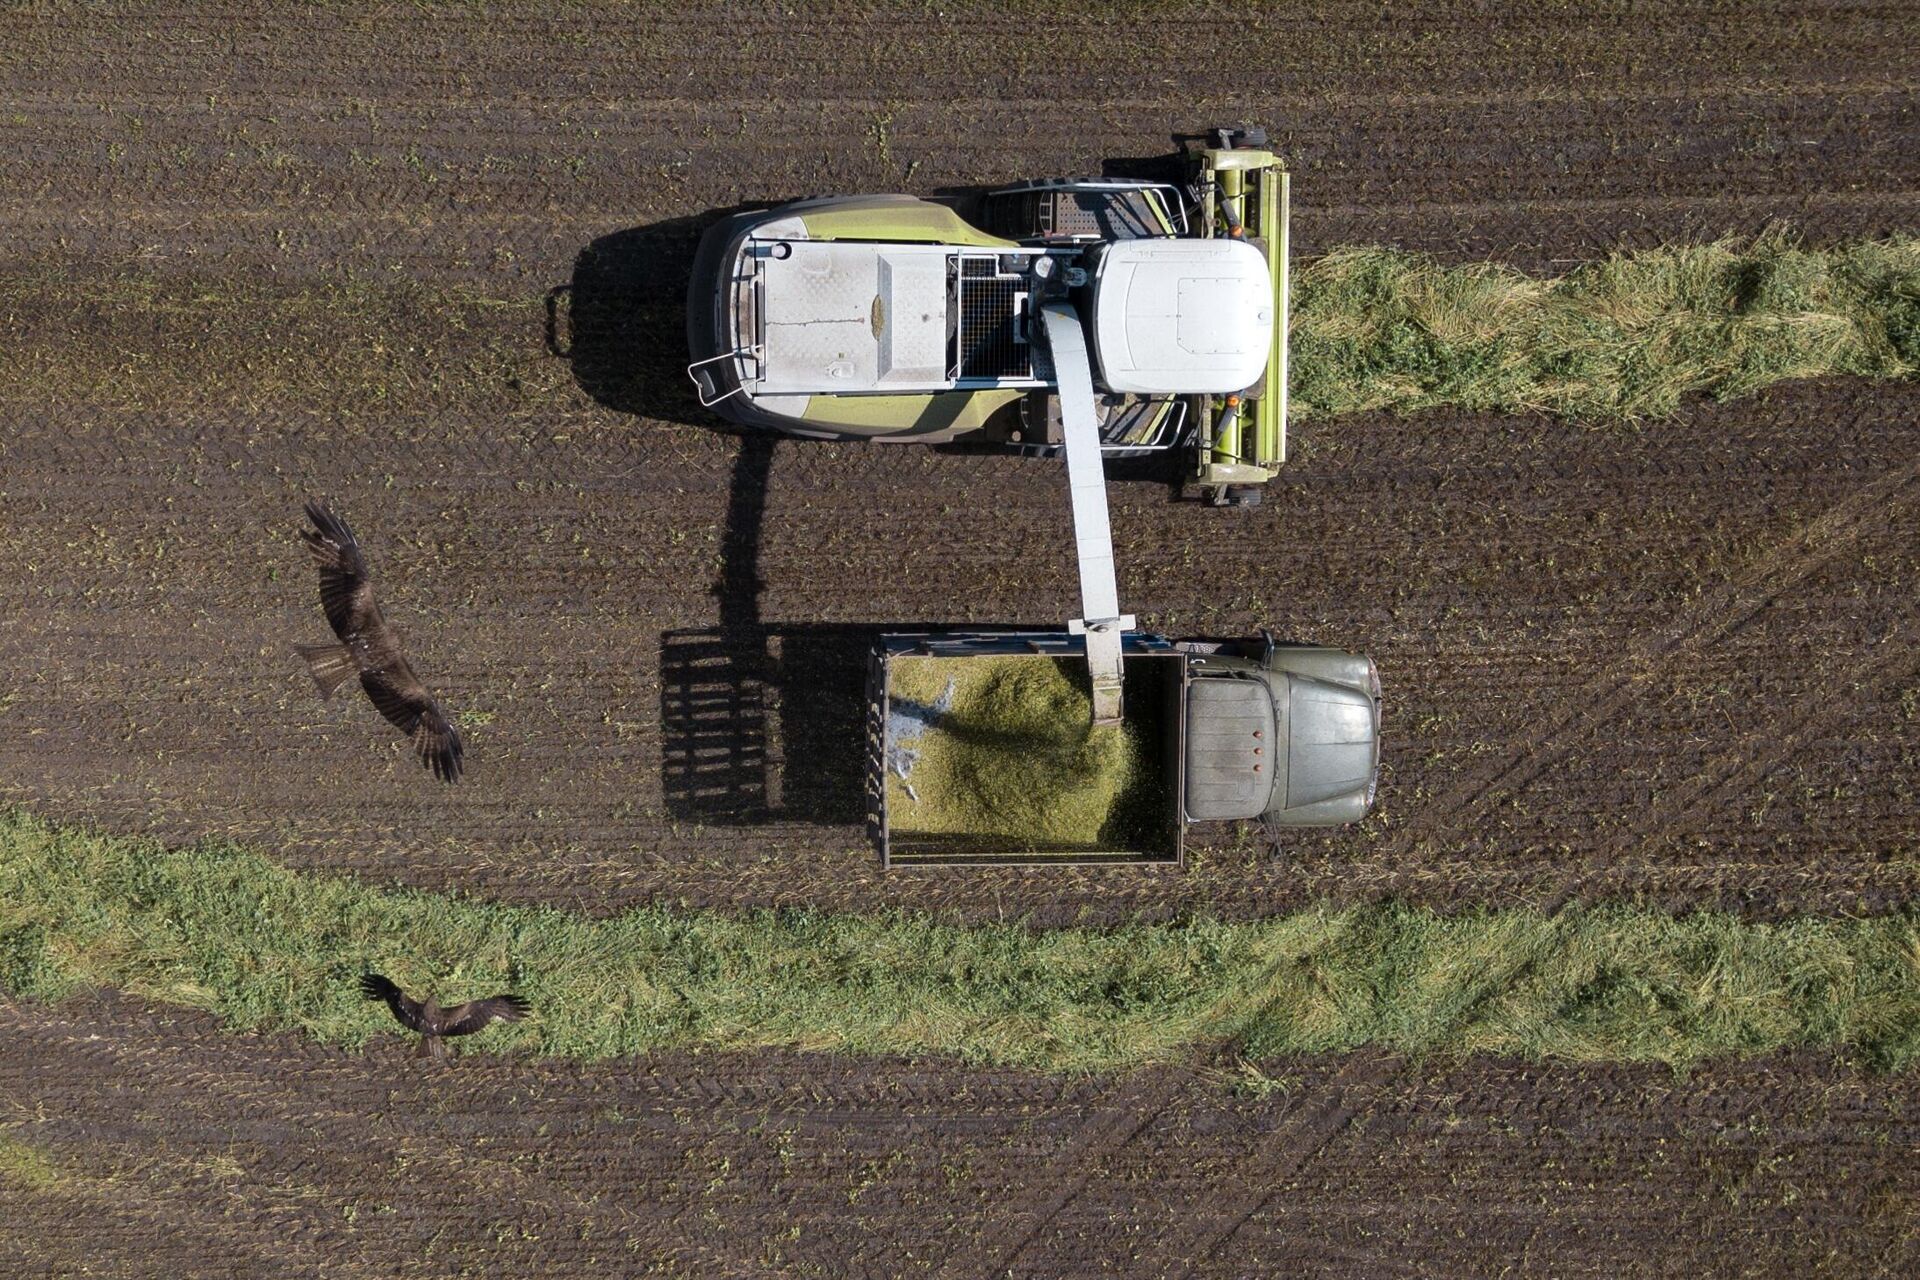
[1290,231,1919,421]
[3,809,1919,1074]
[0,1133,58,1190]
[886,657,1144,848]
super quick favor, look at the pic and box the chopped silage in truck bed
[883,655,1153,848]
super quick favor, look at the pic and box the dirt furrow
[3,995,1917,1279]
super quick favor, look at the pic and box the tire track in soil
[0,1001,786,1279]
[1113,605,1920,1268]
[944,932,1420,1276]
[1378,457,1920,869]
[1164,1063,1422,1280]
[930,1064,1201,1279]
[1117,525,1920,1269]
[1544,622,1920,914]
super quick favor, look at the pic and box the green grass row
[3,810,1916,1073]
[2,230,1913,422]
[1291,231,1918,419]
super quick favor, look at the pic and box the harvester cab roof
[1088,238,1274,394]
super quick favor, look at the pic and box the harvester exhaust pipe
[1040,300,1133,727]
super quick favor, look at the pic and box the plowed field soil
[2,3,1917,1274]
[1,994,1915,1278]
[2,0,1915,924]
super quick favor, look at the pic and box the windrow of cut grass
[3,810,1916,1073]
[1290,231,1919,419]
[1,231,1912,422]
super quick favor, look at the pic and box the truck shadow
[658,621,872,826]
[660,432,1057,828]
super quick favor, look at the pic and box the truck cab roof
[1183,665,1380,824]
[1183,675,1276,821]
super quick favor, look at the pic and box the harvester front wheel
[1212,125,1270,150]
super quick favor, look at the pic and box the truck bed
[869,635,1185,867]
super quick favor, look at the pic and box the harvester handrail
[686,345,762,407]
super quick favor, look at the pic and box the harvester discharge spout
[1040,300,1133,727]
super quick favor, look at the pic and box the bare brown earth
[0,0,1915,924]
[1,1,1915,280]
[1,4,1918,1275]
[5,371,1918,923]
[0,994,1915,1279]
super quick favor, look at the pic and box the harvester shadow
[545,206,770,428]
[657,429,862,826]
[660,429,1060,829]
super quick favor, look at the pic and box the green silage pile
[886,656,1146,847]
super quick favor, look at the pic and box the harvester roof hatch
[1090,239,1273,394]
[1040,300,1133,727]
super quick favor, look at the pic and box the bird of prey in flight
[359,973,529,1060]
[294,501,464,782]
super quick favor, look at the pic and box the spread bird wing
[361,669,464,783]
[439,994,530,1038]
[300,501,377,641]
[300,500,464,783]
[359,973,434,1036]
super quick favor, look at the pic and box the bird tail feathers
[294,642,356,699]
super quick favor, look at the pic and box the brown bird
[359,973,529,1060]
[294,500,464,782]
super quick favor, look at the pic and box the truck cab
[1179,637,1381,830]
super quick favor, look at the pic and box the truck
[869,631,1380,867]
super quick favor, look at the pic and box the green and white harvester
[687,129,1379,862]
[687,127,1291,502]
